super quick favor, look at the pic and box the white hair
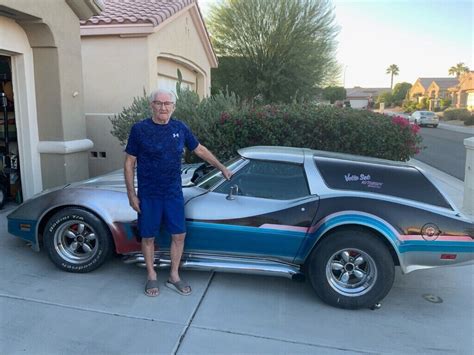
[149,88,176,104]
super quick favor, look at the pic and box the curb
[438,122,474,135]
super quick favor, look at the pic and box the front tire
[308,228,395,309]
[44,208,113,273]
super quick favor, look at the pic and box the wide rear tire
[308,228,395,309]
[44,208,113,273]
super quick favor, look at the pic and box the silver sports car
[7,146,474,309]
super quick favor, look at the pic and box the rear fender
[296,210,403,270]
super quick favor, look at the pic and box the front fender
[7,188,135,252]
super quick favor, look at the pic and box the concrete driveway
[0,206,473,355]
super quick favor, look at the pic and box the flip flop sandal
[144,279,160,297]
[165,279,192,296]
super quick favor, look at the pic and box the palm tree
[386,64,399,90]
[448,63,470,77]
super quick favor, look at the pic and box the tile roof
[346,87,391,98]
[430,78,459,90]
[81,0,195,26]
[416,77,458,89]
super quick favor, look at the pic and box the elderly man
[124,89,232,297]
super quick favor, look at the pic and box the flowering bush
[200,105,422,162]
[111,91,423,162]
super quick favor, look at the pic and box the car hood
[65,164,205,197]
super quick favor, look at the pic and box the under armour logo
[173,133,179,138]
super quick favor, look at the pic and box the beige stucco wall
[0,15,43,199]
[82,6,214,177]
[0,0,94,192]
[82,36,149,113]
[409,80,427,99]
[147,9,212,97]
[86,114,124,177]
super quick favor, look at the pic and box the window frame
[196,157,249,191]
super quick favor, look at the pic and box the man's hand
[128,194,141,213]
[194,144,233,181]
[222,167,233,180]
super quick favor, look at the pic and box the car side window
[214,159,310,200]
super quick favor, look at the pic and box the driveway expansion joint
[172,271,215,355]
[0,293,182,325]
[187,325,379,354]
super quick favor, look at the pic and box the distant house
[448,72,474,111]
[345,87,391,109]
[80,0,217,177]
[409,78,436,101]
[409,77,459,110]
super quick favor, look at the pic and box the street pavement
[416,126,472,180]
[0,160,473,354]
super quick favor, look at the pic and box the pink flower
[391,116,409,128]
[220,112,230,124]
[410,124,420,134]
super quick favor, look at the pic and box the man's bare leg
[169,233,191,293]
[142,238,158,296]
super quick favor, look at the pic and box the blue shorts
[138,196,186,237]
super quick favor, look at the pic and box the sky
[198,0,473,88]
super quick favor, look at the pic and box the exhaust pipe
[122,253,304,280]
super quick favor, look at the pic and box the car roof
[312,150,409,167]
[238,146,409,168]
[238,146,306,163]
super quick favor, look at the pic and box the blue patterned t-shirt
[125,118,199,198]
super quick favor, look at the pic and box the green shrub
[402,100,418,113]
[208,104,421,162]
[110,90,151,146]
[440,98,451,109]
[111,91,422,163]
[463,114,474,126]
[444,108,472,121]
[416,97,428,110]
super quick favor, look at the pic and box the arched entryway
[0,15,42,201]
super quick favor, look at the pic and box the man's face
[151,92,175,122]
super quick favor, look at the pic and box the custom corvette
[7,146,474,309]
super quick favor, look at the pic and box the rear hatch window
[314,157,452,209]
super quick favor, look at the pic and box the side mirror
[226,185,239,200]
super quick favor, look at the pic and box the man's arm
[124,153,140,213]
[193,144,232,180]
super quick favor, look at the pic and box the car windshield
[195,156,244,189]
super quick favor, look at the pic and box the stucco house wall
[450,72,474,110]
[147,9,212,97]
[82,36,149,113]
[0,0,101,198]
[409,79,428,101]
[81,1,217,177]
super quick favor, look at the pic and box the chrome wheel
[53,221,98,264]
[325,248,377,297]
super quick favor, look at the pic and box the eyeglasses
[152,101,174,107]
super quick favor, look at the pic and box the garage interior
[0,54,22,208]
